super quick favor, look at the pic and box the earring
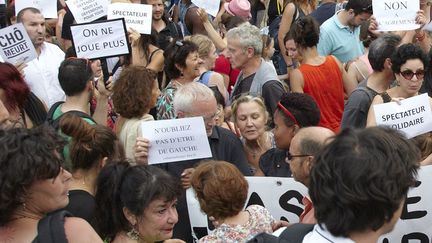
[126,227,140,240]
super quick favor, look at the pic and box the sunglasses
[400,69,425,80]
[285,151,310,161]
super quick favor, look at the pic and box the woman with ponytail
[93,162,184,243]
[59,113,124,225]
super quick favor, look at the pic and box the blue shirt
[317,12,364,63]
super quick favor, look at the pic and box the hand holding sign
[0,23,37,64]
[373,0,420,31]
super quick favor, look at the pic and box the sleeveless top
[300,56,344,132]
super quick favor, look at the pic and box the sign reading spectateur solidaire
[141,117,212,164]
[0,23,37,64]
[108,3,152,34]
[70,18,130,59]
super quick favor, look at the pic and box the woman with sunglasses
[366,43,432,126]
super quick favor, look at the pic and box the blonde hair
[231,95,269,122]
[184,34,214,59]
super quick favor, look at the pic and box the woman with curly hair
[0,126,102,242]
[112,66,160,163]
[191,161,274,242]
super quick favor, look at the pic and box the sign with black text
[373,0,420,31]
[15,0,58,18]
[66,0,109,24]
[0,23,37,64]
[70,19,130,59]
[108,3,152,34]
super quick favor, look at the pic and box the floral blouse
[199,205,274,243]
[156,81,179,120]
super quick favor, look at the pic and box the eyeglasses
[286,151,311,161]
[400,69,425,80]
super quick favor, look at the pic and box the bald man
[287,126,334,224]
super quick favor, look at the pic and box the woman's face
[396,59,425,97]
[181,51,201,80]
[138,198,178,242]
[150,79,161,108]
[27,168,72,213]
[235,101,267,141]
[285,39,298,59]
[203,44,218,70]
[273,111,296,149]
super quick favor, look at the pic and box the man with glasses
[17,7,66,108]
[317,0,373,63]
[287,126,334,224]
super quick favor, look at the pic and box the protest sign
[140,117,212,164]
[373,0,420,31]
[15,0,58,18]
[0,23,37,64]
[0,0,5,4]
[108,3,152,34]
[187,176,308,239]
[373,93,432,138]
[66,0,109,24]
[192,0,219,17]
[70,18,130,59]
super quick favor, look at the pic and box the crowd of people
[0,0,432,242]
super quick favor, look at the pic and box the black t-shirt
[231,73,255,101]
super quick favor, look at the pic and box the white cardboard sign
[373,0,420,31]
[70,18,130,59]
[140,117,212,164]
[15,0,58,19]
[66,0,110,24]
[373,93,432,138]
[191,0,219,17]
[0,23,37,64]
[187,177,308,239]
[108,3,153,34]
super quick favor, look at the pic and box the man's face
[20,10,46,48]
[348,12,371,28]
[288,136,310,185]
[182,98,218,136]
[226,38,250,70]
[147,0,165,21]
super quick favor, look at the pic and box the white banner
[108,3,153,34]
[0,23,37,64]
[187,177,308,239]
[373,93,432,138]
[66,0,110,24]
[15,0,58,18]
[373,0,420,31]
[191,0,219,17]
[141,117,212,164]
[70,19,130,59]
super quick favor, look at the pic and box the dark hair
[112,66,157,118]
[58,58,94,96]
[138,29,159,59]
[368,33,401,72]
[391,43,429,74]
[6,2,15,25]
[209,86,225,107]
[310,127,419,237]
[359,20,376,48]
[94,162,182,240]
[291,16,320,48]
[221,14,247,31]
[191,161,248,220]
[283,29,295,45]
[0,125,67,225]
[59,113,121,171]
[412,132,432,161]
[16,7,41,22]
[0,62,30,111]
[164,40,199,80]
[344,0,373,15]
[276,92,320,127]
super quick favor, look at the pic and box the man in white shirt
[17,7,65,108]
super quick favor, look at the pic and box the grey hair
[173,82,215,115]
[368,33,401,72]
[226,22,263,56]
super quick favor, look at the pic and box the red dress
[299,56,344,133]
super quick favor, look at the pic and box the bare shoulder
[64,217,103,243]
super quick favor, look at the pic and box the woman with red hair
[0,62,47,128]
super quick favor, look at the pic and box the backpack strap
[33,210,72,243]
[46,101,65,124]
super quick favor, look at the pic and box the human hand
[181,168,195,189]
[134,137,150,165]
[128,27,141,46]
[415,10,427,27]
[271,220,290,231]
[391,97,405,105]
[14,61,27,77]
[197,8,210,24]
[368,15,382,37]
[95,76,112,98]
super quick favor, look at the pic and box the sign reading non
[373,0,420,31]
[70,18,130,59]
[373,93,432,138]
[0,23,37,64]
[66,0,109,24]
[108,3,153,34]
[140,117,212,164]
[15,0,58,18]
